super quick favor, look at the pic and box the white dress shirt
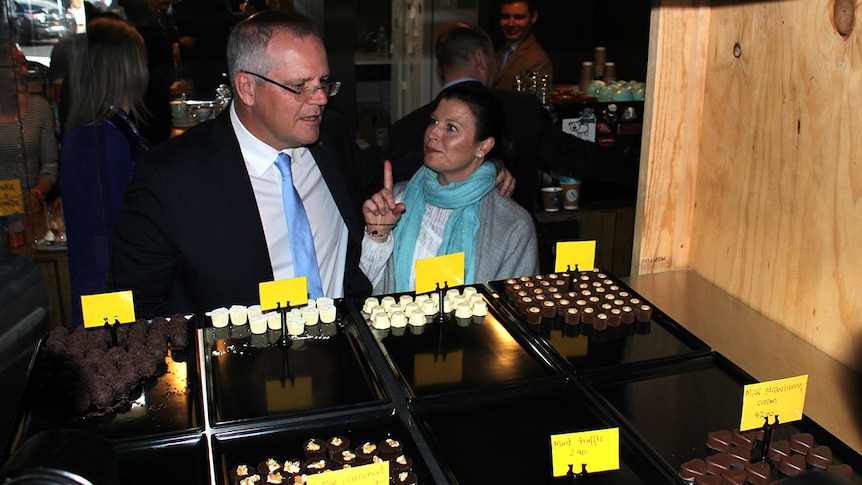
[230,104,349,297]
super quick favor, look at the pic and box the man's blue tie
[274,152,323,299]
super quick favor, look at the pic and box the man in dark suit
[111,10,377,317]
[387,22,591,212]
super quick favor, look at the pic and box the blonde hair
[66,17,148,130]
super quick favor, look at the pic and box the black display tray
[347,286,561,400]
[211,407,436,484]
[115,433,210,485]
[411,376,676,484]
[203,300,389,427]
[588,353,862,483]
[486,271,710,378]
[12,320,203,447]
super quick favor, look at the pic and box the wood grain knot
[834,0,855,36]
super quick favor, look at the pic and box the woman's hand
[493,161,516,198]
[362,160,406,240]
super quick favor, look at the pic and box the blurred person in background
[493,0,552,90]
[61,16,150,326]
[0,44,59,215]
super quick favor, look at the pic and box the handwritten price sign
[740,375,808,431]
[550,428,619,477]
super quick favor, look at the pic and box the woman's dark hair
[435,82,513,163]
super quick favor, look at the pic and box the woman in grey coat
[361,83,538,294]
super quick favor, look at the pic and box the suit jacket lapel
[206,114,272,262]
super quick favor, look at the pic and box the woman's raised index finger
[383,160,393,190]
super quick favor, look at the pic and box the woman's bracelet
[365,223,396,242]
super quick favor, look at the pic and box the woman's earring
[477,153,484,158]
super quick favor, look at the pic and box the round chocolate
[541,300,557,318]
[580,307,596,325]
[635,304,653,322]
[525,306,542,324]
[593,312,609,331]
[564,307,580,326]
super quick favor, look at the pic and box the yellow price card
[306,460,389,485]
[415,252,464,294]
[740,375,808,431]
[551,427,619,477]
[0,179,24,216]
[555,241,596,273]
[81,290,136,328]
[259,277,309,311]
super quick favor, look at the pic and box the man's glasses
[241,70,341,102]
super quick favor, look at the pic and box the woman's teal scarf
[393,162,496,292]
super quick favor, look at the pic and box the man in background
[493,0,553,90]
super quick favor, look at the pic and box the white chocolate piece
[286,315,305,335]
[398,294,413,306]
[408,309,426,326]
[246,304,262,319]
[362,297,380,313]
[369,305,386,319]
[301,305,319,325]
[315,297,334,308]
[446,288,461,300]
[421,298,438,316]
[387,304,403,317]
[372,313,391,330]
[318,304,337,323]
[390,311,407,328]
[469,294,484,306]
[249,314,268,334]
[380,295,396,312]
[462,286,477,298]
[210,307,229,328]
[266,312,282,330]
[454,301,472,319]
[403,302,420,315]
[472,300,488,316]
[229,305,248,326]
[414,293,430,305]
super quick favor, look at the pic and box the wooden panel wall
[636,0,862,370]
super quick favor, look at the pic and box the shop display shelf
[586,352,862,483]
[411,376,676,484]
[211,407,439,484]
[114,433,210,485]
[202,298,390,428]
[486,270,710,379]
[11,318,203,448]
[345,285,563,401]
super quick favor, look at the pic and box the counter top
[624,269,862,454]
